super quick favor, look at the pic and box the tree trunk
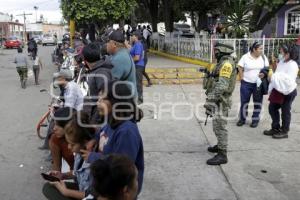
[163,0,173,32]
[88,23,96,42]
[256,1,288,31]
[130,13,137,29]
[191,12,198,32]
[250,0,288,33]
[119,19,125,30]
[249,5,263,33]
[149,0,159,32]
[197,11,207,32]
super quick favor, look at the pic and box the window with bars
[287,7,300,35]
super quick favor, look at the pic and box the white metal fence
[151,34,298,63]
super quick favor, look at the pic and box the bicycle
[36,89,62,139]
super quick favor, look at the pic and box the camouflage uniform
[203,44,237,164]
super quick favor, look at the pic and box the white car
[42,34,57,46]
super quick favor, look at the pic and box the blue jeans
[239,80,263,123]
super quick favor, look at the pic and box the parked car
[32,35,42,44]
[42,34,56,46]
[4,36,24,49]
[173,23,194,38]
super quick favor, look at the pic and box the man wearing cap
[203,43,237,165]
[54,70,84,111]
[82,43,113,124]
[61,48,75,72]
[106,30,137,97]
[130,31,145,104]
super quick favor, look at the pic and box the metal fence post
[158,37,160,51]
[177,35,180,56]
[210,36,213,63]
[262,35,265,54]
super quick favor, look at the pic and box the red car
[4,37,24,49]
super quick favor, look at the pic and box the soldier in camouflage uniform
[203,43,237,165]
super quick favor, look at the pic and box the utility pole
[34,6,38,23]
[16,12,32,43]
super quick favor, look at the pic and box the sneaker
[263,128,280,136]
[272,130,288,139]
[236,120,245,127]
[250,122,259,128]
[207,152,228,165]
[38,144,49,150]
[207,145,220,153]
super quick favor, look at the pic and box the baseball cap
[131,31,143,40]
[53,69,73,80]
[108,30,125,43]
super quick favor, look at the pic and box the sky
[0,0,63,23]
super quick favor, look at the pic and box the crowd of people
[12,25,300,198]
[32,27,153,200]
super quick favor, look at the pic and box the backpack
[28,41,35,50]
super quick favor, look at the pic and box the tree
[249,0,289,32]
[222,0,288,37]
[60,0,137,41]
[224,0,252,38]
[180,0,222,32]
[137,0,159,32]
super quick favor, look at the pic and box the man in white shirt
[142,26,151,42]
[237,42,269,128]
[54,70,84,111]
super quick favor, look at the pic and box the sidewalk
[144,54,204,85]
[147,54,202,68]
[138,83,300,200]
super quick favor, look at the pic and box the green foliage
[224,0,288,34]
[225,0,252,37]
[60,0,137,23]
[254,0,287,10]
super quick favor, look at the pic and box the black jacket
[85,59,113,124]
[87,58,113,100]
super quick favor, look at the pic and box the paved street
[0,46,300,200]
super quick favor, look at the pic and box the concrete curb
[142,49,214,85]
[149,49,213,68]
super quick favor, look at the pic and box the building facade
[0,12,24,39]
[26,23,65,40]
[263,0,300,37]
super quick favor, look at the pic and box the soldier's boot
[23,80,27,89]
[207,145,220,153]
[263,128,280,136]
[272,129,288,139]
[20,79,24,88]
[207,151,228,165]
